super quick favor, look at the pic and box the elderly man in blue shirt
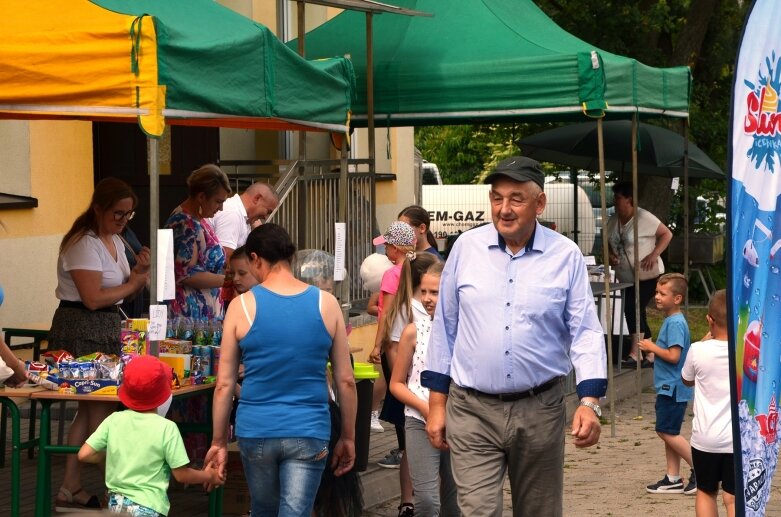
[422,156,607,516]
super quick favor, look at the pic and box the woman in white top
[49,177,150,511]
[606,181,673,367]
[390,261,459,516]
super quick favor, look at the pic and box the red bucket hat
[118,355,172,411]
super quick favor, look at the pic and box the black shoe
[641,359,654,369]
[684,472,697,495]
[398,502,414,517]
[622,357,640,368]
[646,475,684,494]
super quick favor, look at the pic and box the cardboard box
[46,375,120,395]
[159,353,191,380]
[159,339,192,354]
[222,443,250,515]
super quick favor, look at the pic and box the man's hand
[426,393,449,451]
[571,404,601,448]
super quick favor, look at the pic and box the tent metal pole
[597,118,616,437]
[297,1,307,161]
[339,138,350,323]
[366,12,375,175]
[148,136,159,355]
[570,167,579,246]
[632,113,642,416]
[148,137,158,304]
[683,118,690,312]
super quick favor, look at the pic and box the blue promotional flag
[730,1,781,514]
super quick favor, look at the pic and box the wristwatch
[580,400,602,418]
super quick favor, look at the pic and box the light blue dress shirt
[422,222,607,399]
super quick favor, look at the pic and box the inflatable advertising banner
[730,1,781,514]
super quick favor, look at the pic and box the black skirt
[48,306,122,358]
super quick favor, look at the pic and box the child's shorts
[654,394,687,435]
[691,447,735,495]
[108,493,163,516]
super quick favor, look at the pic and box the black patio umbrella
[519,120,724,179]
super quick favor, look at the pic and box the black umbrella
[519,120,724,179]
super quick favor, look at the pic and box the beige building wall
[0,120,93,328]
[354,127,416,231]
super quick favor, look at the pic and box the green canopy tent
[296,0,696,427]
[0,0,356,306]
[294,0,690,125]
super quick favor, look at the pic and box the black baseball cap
[484,156,545,190]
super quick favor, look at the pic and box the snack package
[121,328,148,355]
[43,350,74,365]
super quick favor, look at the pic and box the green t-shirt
[86,410,190,515]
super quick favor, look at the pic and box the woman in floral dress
[165,164,232,319]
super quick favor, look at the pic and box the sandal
[55,487,103,512]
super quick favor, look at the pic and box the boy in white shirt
[681,289,735,517]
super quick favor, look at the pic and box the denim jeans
[405,417,460,516]
[237,436,329,517]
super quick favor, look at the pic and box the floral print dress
[165,207,225,319]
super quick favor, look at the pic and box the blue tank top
[235,285,332,440]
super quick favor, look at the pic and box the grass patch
[647,307,709,341]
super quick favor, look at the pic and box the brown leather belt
[464,376,562,402]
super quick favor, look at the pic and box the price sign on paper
[148,304,167,341]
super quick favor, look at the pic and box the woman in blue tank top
[206,224,357,517]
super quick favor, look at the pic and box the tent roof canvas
[298,0,691,126]
[0,0,355,136]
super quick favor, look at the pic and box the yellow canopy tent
[0,0,355,302]
[0,0,355,136]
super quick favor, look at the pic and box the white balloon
[360,253,393,292]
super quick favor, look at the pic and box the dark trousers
[624,277,657,339]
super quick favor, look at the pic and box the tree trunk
[672,0,719,67]
[638,176,674,225]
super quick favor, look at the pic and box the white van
[422,183,596,255]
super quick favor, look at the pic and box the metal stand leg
[1,398,22,517]
[0,403,7,468]
[35,401,52,517]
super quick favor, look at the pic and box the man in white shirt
[212,182,279,261]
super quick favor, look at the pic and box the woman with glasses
[49,177,151,511]
[164,164,231,320]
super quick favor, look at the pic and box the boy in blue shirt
[638,272,696,495]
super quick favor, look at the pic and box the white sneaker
[370,410,385,432]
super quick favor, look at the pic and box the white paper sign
[157,229,176,301]
[148,304,167,341]
[671,177,680,191]
[334,222,346,281]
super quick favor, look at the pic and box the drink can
[191,345,203,374]
[210,346,220,377]
[200,345,212,376]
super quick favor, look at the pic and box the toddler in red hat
[78,355,223,516]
